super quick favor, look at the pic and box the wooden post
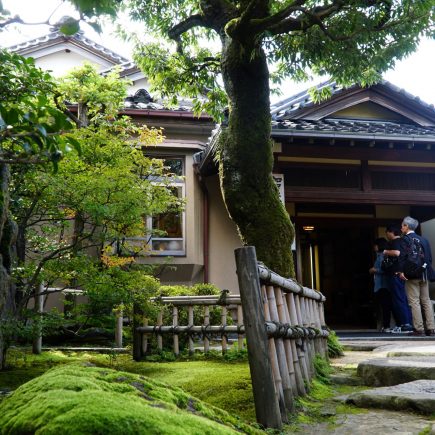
[173,306,179,356]
[221,306,228,354]
[132,302,143,361]
[237,305,244,350]
[32,282,44,355]
[115,308,123,348]
[157,311,163,351]
[203,306,210,353]
[142,318,148,355]
[188,305,194,355]
[235,247,282,429]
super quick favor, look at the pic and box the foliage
[0,50,79,166]
[327,330,344,358]
[0,362,263,434]
[313,354,333,385]
[4,64,181,352]
[158,283,220,297]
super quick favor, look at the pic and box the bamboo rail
[235,246,328,429]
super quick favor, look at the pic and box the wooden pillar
[221,306,228,354]
[235,246,282,429]
[32,282,44,355]
[188,305,194,355]
[173,306,179,356]
[115,308,123,348]
[203,306,210,353]
[132,302,143,361]
[237,304,244,350]
[157,311,163,351]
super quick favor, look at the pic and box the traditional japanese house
[200,80,435,328]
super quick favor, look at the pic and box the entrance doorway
[298,224,375,329]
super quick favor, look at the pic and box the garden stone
[344,380,435,414]
[357,356,435,386]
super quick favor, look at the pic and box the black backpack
[402,234,427,279]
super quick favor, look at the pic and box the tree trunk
[0,164,17,370]
[219,37,295,277]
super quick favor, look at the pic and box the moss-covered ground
[0,348,376,434]
[0,362,263,434]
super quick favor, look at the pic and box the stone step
[330,373,363,386]
[343,380,435,415]
[357,356,435,387]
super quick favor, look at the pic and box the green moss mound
[0,363,262,434]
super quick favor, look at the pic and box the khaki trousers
[405,278,435,331]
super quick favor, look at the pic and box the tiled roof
[271,80,435,121]
[272,118,435,139]
[7,30,129,64]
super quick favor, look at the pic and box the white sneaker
[381,327,392,333]
[390,326,402,334]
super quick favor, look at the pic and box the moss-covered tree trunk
[0,163,17,370]
[219,37,294,277]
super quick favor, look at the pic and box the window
[148,157,185,256]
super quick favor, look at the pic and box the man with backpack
[397,216,435,337]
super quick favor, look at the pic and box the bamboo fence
[235,246,328,429]
[133,246,328,429]
[134,293,245,359]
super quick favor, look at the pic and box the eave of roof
[271,80,435,124]
[271,118,435,142]
[7,30,129,65]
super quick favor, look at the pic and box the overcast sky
[2,0,435,106]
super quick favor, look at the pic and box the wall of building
[206,174,242,293]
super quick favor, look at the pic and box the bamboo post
[157,311,163,351]
[32,282,44,355]
[203,306,210,353]
[286,292,310,386]
[317,301,328,358]
[115,308,123,348]
[266,285,294,413]
[221,306,228,354]
[295,296,314,379]
[142,318,148,355]
[280,290,306,396]
[235,247,282,429]
[188,305,194,355]
[262,285,286,419]
[173,306,179,356]
[273,286,299,396]
[237,304,244,350]
[133,302,143,361]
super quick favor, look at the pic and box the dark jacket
[401,232,435,281]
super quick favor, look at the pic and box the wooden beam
[278,144,435,163]
[285,188,435,205]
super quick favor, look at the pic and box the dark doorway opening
[298,223,375,329]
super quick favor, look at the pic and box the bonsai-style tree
[63,0,434,278]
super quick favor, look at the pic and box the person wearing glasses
[396,217,435,337]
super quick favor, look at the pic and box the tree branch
[265,1,346,35]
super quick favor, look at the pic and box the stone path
[288,339,435,434]
[296,409,433,435]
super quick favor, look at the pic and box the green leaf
[59,17,80,36]
[65,136,82,155]
[87,21,102,34]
